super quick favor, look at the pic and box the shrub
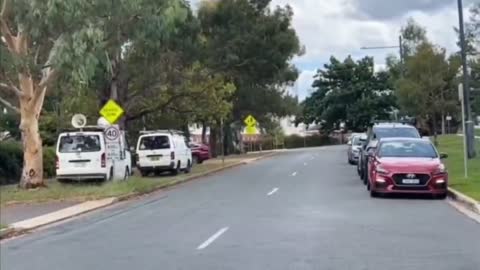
[284,134,336,149]
[0,141,23,185]
[43,147,56,179]
[0,142,57,185]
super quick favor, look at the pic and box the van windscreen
[59,135,101,153]
[139,135,170,150]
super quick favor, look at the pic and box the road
[2,146,480,270]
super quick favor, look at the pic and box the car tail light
[171,151,175,160]
[56,155,59,169]
[101,153,106,168]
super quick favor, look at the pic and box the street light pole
[399,35,405,76]
[360,35,404,76]
[457,0,476,159]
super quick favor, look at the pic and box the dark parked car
[189,142,210,164]
[366,138,448,199]
[358,122,421,185]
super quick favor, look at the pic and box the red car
[367,138,448,199]
[189,142,210,164]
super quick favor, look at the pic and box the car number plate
[150,156,160,161]
[402,179,420,184]
[74,163,87,168]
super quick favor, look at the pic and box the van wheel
[171,162,180,176]
[140,169,149,177]
[193,155,199,165]
[185,160,192,174]
[108,168,114,181]
[123,167,129,181]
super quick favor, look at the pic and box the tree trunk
[201,121,207,144]
[432,114,438,146]
[18,96,45,188]
[209,126,218,158]
[441,112,446,135]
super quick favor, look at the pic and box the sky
[191,0,477,100]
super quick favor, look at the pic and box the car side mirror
[440,153,448,159]
[347,140,352,146]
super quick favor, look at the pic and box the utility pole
[399,35,405,76]
[220,117,225,166]
[457,0,476,158]
[361,35,404,76]
[459,84,468,178]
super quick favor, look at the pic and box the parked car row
[347,122,448,199]
[55,119,211,182]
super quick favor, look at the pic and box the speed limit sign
[105,126,120,141]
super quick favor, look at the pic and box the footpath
[0,151,281,239]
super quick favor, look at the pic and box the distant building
[279,116,318,137]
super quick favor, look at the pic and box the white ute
[56,115,132,182]
[136,130,192,176]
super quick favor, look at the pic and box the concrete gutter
[447,188,480,215]
[0,227,14,238]
[0,152,278,240]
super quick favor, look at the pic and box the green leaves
[395,41,460,121]
[198,0,302,121]
[300,56,396,132]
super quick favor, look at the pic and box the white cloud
[190,0,475,100]
[292,69,317,100]
[269,0,475,99]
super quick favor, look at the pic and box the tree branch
[0,0,14,52]
[0,95,20,114]
[38,68,58,90]
[0,82,23,97]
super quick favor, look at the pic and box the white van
[136,130,192,176]
[56,126,132,182]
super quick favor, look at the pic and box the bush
[0,142,57,185]
[43,147,56,179]
[0,141,23,185]
[284,134,337,149]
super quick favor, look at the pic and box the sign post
[243,115,259,152]
[99,99,125,125]
[459,84,468,178]
[446,115,452,134]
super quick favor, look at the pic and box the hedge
[0,141,56,185]
[284,134,337,149]
[242,134,338,152]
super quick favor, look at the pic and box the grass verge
[437,135,480,201]
[0,224,7,229]
[0,156,256,206]
[475,128,480,137]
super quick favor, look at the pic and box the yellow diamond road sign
[246,126,257,135]
[244,115,257,127]
[100,99,125,124]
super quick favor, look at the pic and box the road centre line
[197,227,229,250]
[292,171,297,176]
[267,188,279,196]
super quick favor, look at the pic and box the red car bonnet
[376,157,441,172]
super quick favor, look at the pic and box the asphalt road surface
[2,146,480,270]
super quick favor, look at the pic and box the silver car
[347,134,365,165]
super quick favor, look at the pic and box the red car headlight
[433,164,447,175]
[375,165,389,175]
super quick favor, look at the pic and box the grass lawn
[0,156,254,206]
[436,135,480,201]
